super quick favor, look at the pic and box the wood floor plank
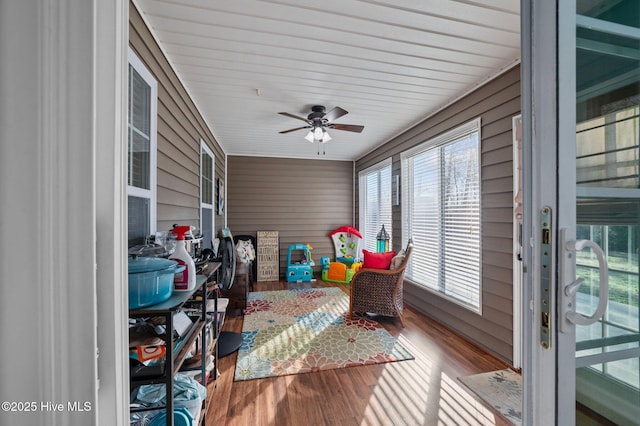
[206,280,514,426]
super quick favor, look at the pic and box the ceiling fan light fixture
[304,131,314,143]
[278,105,363,151]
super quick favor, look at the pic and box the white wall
[0,1,128,425]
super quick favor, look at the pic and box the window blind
[359,160,392,253]
[402,119,481,311]
[576,105,640,225]
[128,196,150,247]
[128,65,151,190]
[201,149,214,205]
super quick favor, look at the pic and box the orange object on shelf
[137,344,166,362]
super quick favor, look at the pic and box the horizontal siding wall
[227,156,353,278]
[129,2,225,235]
[356,66,521,363]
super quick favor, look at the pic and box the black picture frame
[217,178,224,215]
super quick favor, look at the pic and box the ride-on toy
[286,243,314,282]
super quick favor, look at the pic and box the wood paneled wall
[129,3,225,235]
[356,66,521,363]
[227,156,354,277]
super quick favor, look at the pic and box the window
[200,140,215,249]
[127,49,157,246]
[359,159,392,253]
[575,224,639,390]
[574,103,640,402]
[402,118,481,312]
[576,104,639,189]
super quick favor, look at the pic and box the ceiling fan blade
[324,106,348,122]
[330,123,364,133]
[279,126,311,134]
[278,112,309,122]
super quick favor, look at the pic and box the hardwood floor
[204,280,514,426]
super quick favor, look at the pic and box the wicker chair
[349,241,413,327]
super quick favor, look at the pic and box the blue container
[128,257,185,309]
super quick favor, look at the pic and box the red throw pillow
[362,249,397,270]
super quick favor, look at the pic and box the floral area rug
[458,369,522,425]
[234,287,413,381]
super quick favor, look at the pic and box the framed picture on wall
[217,178,224,215]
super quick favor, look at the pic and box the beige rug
[459,369,522,425]
[234,287,413,381]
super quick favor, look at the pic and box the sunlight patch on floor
[438,373,497,426]
[360,331,500,426]
[364,351,434,425]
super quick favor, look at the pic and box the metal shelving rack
[129,275,211,426]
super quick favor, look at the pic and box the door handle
[559,229,609,332]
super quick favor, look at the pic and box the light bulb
[321,131,332,143]
[304,131,314,143]
[313,126,324,140]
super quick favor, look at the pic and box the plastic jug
[169,225,196,292]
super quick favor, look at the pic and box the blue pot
[128,257,185,309]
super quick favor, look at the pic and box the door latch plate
[540,206,552,349]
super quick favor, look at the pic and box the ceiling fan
[278,105,364,143]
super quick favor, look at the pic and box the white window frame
[127,48,157,237]
[359,158,392,254]
[200,140,215,246]
[401,118,482,312]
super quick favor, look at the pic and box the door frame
[513,114,523,370]
[521,0,562,423]
[554,1,579,425]
[95,0,130,424]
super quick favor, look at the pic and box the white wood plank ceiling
[135,0,520,160]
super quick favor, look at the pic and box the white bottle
[169,225,196,291]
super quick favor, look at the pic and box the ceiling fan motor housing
[307,105,327,124]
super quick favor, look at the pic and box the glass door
[573,2,640,422]
[557,1,640,424]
